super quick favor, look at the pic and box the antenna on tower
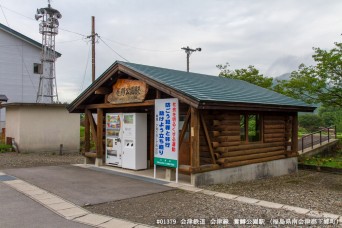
[35,0,62,103]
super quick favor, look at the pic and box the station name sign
[107,79,148,104]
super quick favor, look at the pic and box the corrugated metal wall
[0,29,41,124]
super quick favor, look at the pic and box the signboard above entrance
[107,79,148,104]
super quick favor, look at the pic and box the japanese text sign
[154,98,179,168]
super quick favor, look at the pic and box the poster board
[154,98,179,169]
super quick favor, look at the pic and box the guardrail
[301,126,337,153]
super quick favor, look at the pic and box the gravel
[0,151,84,169]
[85,189,316,227]
[202,170,342,215]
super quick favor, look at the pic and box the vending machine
[105,114,123,167]
[105,113,147,170]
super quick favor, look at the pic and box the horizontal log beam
[217,150,285,164]
[221,155,286,168]
[212,125,241,131]
[205,114,240,119]
[213,120,240,126]
[84,152,97,158]
[190,164,221,174]
[94,87,112,95]
[212,141,240,148]
[85,99,155,109]
[218,142,284,152]
[264,124,285,129]
[212,131,240,137]
[264,133,285,138]
[215,135,241,142]
[264,129,285,134]
[220,146,285,157]
[264,137,284,143]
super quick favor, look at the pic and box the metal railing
[301,126,337,153]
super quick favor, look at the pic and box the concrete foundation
[299,139,339,157]
[165,168,175,181]
[191,157,298,186]
[95,158,103,167]
[84,157,94,165]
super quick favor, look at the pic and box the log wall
[198,111,293,168]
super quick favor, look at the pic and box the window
[33,63,42,74]
[240,114,261,142]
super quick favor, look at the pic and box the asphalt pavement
[0,182,91,228]
[4,165,172,206]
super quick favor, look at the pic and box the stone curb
[172,183,341,222]
[1,173,153,228]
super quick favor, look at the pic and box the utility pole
[181,46,201,72]
[87,16,97,82]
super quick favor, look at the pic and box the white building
[0,23,61,128]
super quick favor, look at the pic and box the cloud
[1,0,342,102]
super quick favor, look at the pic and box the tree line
[218,40,342,133]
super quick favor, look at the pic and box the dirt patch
[86,189,315,227]
[202,170,342,215]
[0,152,83,169]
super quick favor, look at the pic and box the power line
[0,2,10,26]
[59,28,87,37]
[0,4,34,21]
[98,36,130,62]
[57,38,86,44]
[79,44,91,94]
[101,36,180,53]
[0,3,87,37]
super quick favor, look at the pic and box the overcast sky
[1,0,342,102]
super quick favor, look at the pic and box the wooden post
[96,108,103,159]
[91,16,96,82]
[291,113,298,155]
[200,112,216,164]
[85,109,97,143]
[190,107,200,168]
[179,108,191,147]
[84,111,90,153]
[156,90,161,99]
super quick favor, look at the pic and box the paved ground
[0,182,90,228]
[4,165,172,206]
[0,152,83,169]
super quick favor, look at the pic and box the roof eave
[198,101,316,112]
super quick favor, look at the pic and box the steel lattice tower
[35,1,62,103]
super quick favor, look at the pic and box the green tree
[298,114,323,132]
[318,106,342,132]
[274,41,342,107]
[217,63,273,89]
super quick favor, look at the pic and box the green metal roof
[0,23,61,57]
[68,61,315,112]
[118,61,314,108]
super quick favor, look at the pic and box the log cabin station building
[67,61,315,186]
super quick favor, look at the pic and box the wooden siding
[197,111,293,168]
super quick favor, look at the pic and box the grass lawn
[299,150,342,169]
[0,144,12,153]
